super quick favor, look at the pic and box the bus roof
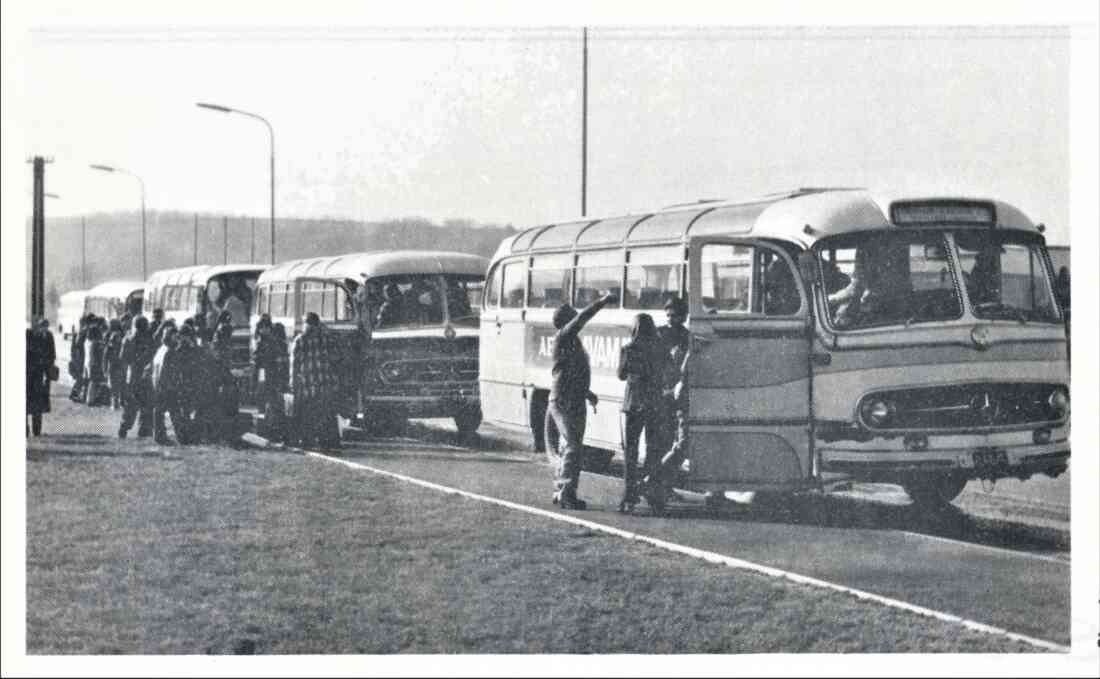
[86,280,145,300]
[145,264,270,289]
[59,289,89,305]
[257,250,489,285]
[498,188,1042,258]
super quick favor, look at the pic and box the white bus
[480,188,1069,506]
[57,289,89,342]
[144,264,270,396]
[252,250,488,434]
[83,280,144,321]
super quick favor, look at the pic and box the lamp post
[89,164,146,279]
[196,102,276,264]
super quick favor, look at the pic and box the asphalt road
[319,421,1071,647]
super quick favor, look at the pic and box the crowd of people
[547,293,691,514]
[59,307,243,446]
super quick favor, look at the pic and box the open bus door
[684,237,814,493]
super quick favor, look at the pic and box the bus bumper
[818,427,1070,481]
[363,393,480,419]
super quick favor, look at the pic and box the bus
[144,264,270,396]
[251,250,488,435]
[480,188,1070,507]
[83,280,144,321]
[57,289,89,342]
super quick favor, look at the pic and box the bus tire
[529,390,549,452]
[453,406,482,435]
[363,410,405,437]
[902,473,968,508]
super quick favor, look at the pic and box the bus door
[685,237,813,493]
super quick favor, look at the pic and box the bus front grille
[857,382,1068,432]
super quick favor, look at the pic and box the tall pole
[195,103,276,263]
[581,26,588,217]
[193,214,199,265]
[140,186,147,280]
[250,217,256,264]
[270,137,276,264]
[81,217,87,288]
[223,215,228,265]
[30,156,47,318]
[88,164,146,279]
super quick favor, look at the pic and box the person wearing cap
[547,290,617,510]
[290,311,342,448]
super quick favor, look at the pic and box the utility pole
[250,217,256,264]
[29,156,52,319]
[581,26,588,217]
[193,214,199,265]
[81,217,87,288]
[223,215,228,265]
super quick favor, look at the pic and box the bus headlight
[860,398,894,427]
[1047,387,1069,419]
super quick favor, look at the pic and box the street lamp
[89,163,146,279]
[196,102,276,264]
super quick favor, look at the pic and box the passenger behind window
[376,283,405,328]
[764,257,800,315]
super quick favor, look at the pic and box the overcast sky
[22,25,1072,242]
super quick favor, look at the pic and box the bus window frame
[689,237,808,321]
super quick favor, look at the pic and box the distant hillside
[27,210,518,321]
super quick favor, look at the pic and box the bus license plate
[972,448,1008,469]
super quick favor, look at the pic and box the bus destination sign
[890,201,996,226]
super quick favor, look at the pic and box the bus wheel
[364,410,405,437]
[453,406,482,435]
[902,474,968,508]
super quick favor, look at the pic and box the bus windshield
[819,231,963,330]
[953,231,1061,323]
[818,230,1061,330]
[372,274,483,330]
[206,273,258,328]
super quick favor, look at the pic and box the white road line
[306,450,1070,653]
[900,531,1070,565]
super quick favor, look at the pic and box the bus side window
[484,264,502,309]
[700,244,753,314]
[500,261,526,309]
[254,284,267,316]
[759,250,801,316]
[625,246,683,309]
[574,252,623,308]
[529,254,572,308]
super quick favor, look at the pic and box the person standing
[118,316,156,438]
[68,314,91,403]
[105,318,127,409]
[548,291,617,510]
[252,316,289,442]
[290,312,342,448]
[642,348,692,516]
[83,323,109,407]
[149,308,165,338]
[651,297,690,461]
[150,325,187,445]
[26,318,57,437]
[616,313,666,513]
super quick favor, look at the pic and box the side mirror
[798,252,818,285]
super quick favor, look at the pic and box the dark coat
[26,328,56,414]
[617,339,665,412]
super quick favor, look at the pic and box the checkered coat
[290,324,342,402]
